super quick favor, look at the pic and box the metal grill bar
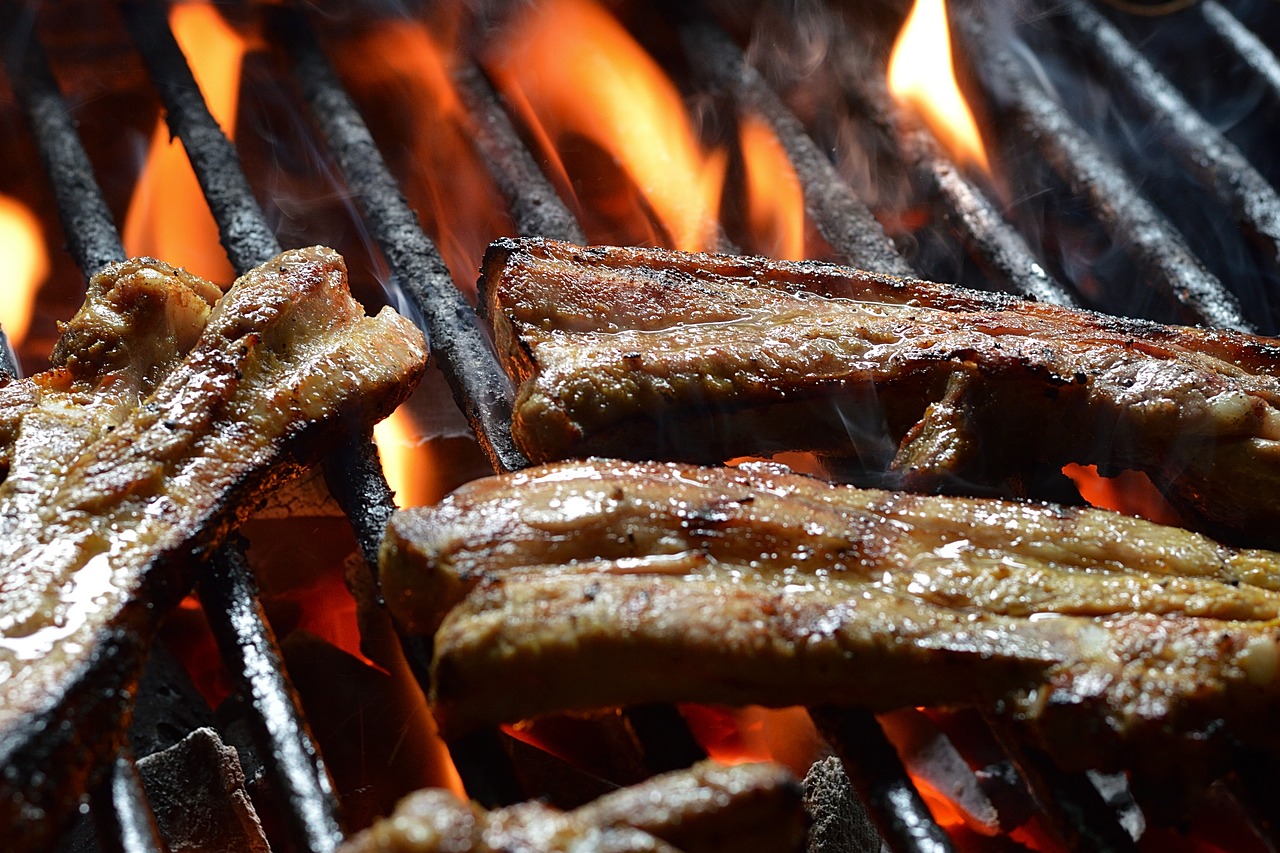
[1051,0,1280,283]
[116,4,362,850]
[986,719,1139,852]
[956,14,1253,332]
[271,5,528,476]
[0,1,127,276]
[821,19,1077,306]
[91,752,168,853]
[118,0,278,273]
[1202,1,1280,104]
[810,707,957,853]
[0,9,169,851]
[202,547,345,853]
[676,17,914,276]
[453,61,587,243]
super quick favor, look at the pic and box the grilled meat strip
[382,459,1280,780]
[0,247,427,850]
[339,761,805,853]
[482,238,1280,545]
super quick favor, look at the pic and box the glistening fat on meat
[0,247,427,852]
[381,458,1280,791]
[481,238,1280,547]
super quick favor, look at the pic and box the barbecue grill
[3,0,1280,850]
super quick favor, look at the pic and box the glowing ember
[488,0,726,252]
[0,194,49,349]
[682,705,822,776]
[373,407,434,509]
[888,0,990,173]
[1063,463,1183,526]
[738,113,805,260]
[124,3,249,283]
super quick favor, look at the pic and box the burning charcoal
[135,727,270,853]
[482,238,1280,547]
[338,761,805,853]
[802,757,884,853]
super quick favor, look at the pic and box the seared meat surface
[482,238,1280,545]
[382,459,1280,779]
[0,248,427,850]
[339,761,805,853]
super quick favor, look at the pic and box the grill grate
[4,1,1280,851]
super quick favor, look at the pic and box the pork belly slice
[382,459,1280,779]
[481,238,1280,546]
[339,760,805,853]
[0,247,427,850]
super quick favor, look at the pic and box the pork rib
[481,238,1280,545]
[0,247,427,850]
[383,459,1280,782]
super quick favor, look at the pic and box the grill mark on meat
[481,238,1280,546]
[0,247,427,850]
[382,459,1280,781]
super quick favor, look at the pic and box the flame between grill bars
[3,0,1280,851]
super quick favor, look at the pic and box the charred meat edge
[0,247,427,850]
[480,238,1280,546]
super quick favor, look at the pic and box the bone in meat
[382,459,1280,784]
[481,238,1280,546]
[0,247,427,851]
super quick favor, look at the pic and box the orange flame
[124,3,249,283]
[681,705,823,775]
[738,113,805,260]
[1063,463,1183,526]
[335,21,511,296]
[0,194,49,349]
[888,0,989,173]
[488,0,726,252]
[373,407,434,509]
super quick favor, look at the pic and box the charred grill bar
[954,11,1254,331]
[677,16,915,276]
[269,6,528,476]
[4,0,1280,851]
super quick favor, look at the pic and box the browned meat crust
[338,761,805,853]
[0,248,427,851]
[481,238,1280,546]
[382,459,1280,781]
